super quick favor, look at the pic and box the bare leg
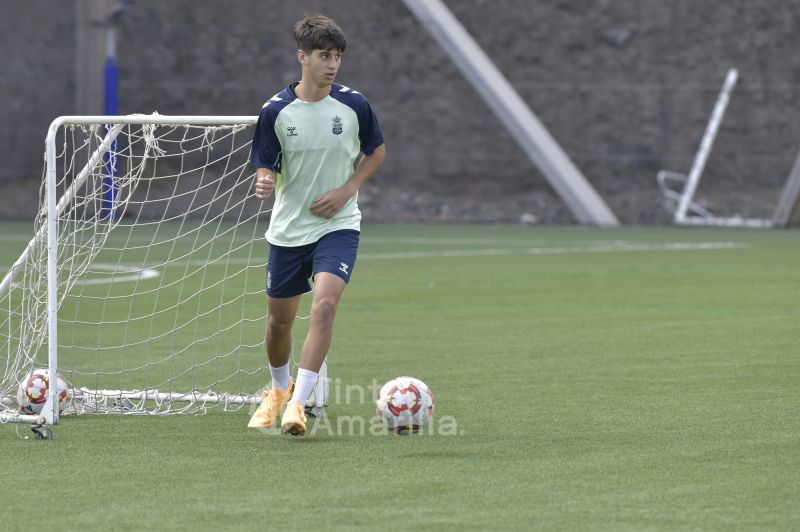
[298,272,347,372]
[266,295,301,367]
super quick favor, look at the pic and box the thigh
[311,272,347,306]
[267,293,302,326]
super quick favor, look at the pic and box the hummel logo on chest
[287,126,298,137]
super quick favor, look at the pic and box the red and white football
[376,376,435,434]
[16,368,69,415]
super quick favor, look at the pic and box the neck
[295,80,331,102]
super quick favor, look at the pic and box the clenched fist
[254,171,275,200]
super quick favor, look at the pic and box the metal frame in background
[657,69,775,228]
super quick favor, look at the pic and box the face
[299,47,343,87]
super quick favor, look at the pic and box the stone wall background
[2,0,799,224]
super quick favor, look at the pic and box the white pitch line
[357,241,746,260]
[360,236,550,246]
[172,241,745,266]
[0,242,747,288]
[5,264,161,289]
[71,263,161,286]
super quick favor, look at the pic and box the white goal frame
[2,114,260,426]
[657,68,773,228]
[2,113,333,433]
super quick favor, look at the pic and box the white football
[17,368,69,415]
[375,376,435,434]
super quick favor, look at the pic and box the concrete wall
[2,0,799,223]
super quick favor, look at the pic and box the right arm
[251,100,283,201]
[254,167,277,200]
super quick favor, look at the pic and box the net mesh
[1,118,272,418]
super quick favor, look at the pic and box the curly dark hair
[293,14,347,53]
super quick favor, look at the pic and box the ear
[297,49,306,65]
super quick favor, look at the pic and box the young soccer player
[247,14,385,435]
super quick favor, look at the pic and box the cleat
[247,379,294,428]
[280,400,307,436]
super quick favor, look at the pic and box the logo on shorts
[267,271,272,289]
[339,262,350,275]
[331,116,343,135]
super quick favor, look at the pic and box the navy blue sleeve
[355,98,384,155]
[250,106,282,172]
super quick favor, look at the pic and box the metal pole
[75,0,107,115]
[772,148,800,227]
[675,69,738,223]
[402,0,618,226]
[101,14,119,220]
[45,120,60,425]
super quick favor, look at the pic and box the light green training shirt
[251,82,384,247]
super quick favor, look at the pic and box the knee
[311,297,338,328]
[267,314,293,337]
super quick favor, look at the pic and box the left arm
[310,144,386,219]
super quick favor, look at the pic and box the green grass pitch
[1,222,798,530]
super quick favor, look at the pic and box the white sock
[291,367,319,405]
[269,361,291,391]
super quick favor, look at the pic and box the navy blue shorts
[267,229,360,298]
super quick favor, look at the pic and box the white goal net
[1,115,277,425]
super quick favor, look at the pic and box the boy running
[248,14,385,436]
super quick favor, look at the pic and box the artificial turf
[1,223,798,530]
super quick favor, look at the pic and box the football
[375,376,435,434]
[16,368,69,415]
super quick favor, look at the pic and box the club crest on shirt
[331,116,343,135]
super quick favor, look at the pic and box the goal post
[0,114,300,429]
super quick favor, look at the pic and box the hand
[310,185,355,219]
[254,173,275,200]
